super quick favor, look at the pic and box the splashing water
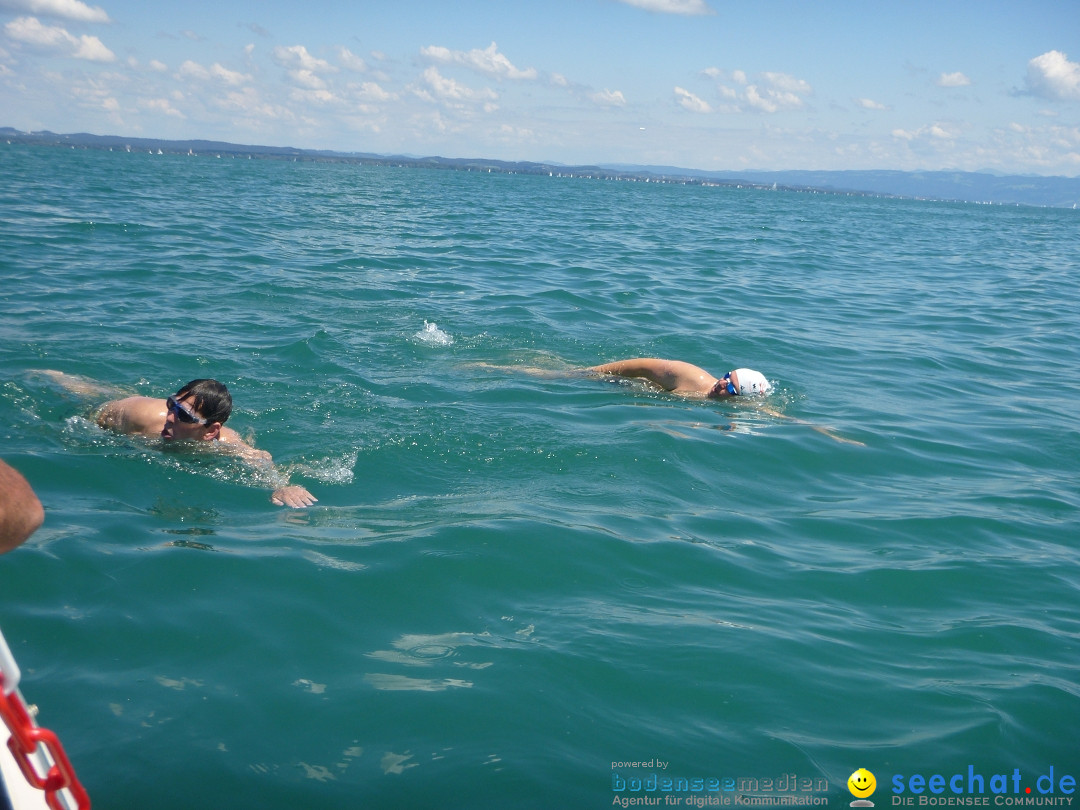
[414,320,453,346]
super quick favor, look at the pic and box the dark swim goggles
[166,395,208,425]
[722,372,738,396]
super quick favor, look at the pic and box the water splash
[286,450,357,484]
[414,320,454,346]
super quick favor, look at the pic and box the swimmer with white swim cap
[474,356,860,442]
[586,359,771,399]
[584,358,867,444]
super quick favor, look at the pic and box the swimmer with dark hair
[43,371,317,508]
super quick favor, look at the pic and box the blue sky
[2,0,1078,175]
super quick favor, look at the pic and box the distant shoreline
[4,126,1078,209]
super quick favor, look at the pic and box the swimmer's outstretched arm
[215,432,318,508]
[587,358,718,395]
[758,404,866,446]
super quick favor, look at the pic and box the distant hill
[602,165,1080,209]
[4,127,1078,209]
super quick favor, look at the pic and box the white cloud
[701,67,747,93]
[980,122,1080,172]
[705,69,811,114]
[417,66,497,105]
[745,72,811,113]
[422,67,467,100]
[0,0,109,23]
[351,81,390,102]
[338,47,367,73]
[71,30,109,60]
[421,42,537,80]
[744,85,777,113]
[590,88,626,107]
[215,86,296,122]
[272,44,337,90]
[178,60,209,80]
[273,44,335,73]
[674,86,711,113]
[290,87,336,105]
[1025,50,1080,101]
[295,69,327,90]
[762,72,811,95]
[177,59,251,86]
[892,122,957,141]
[856,97,887,110]
[210,63,250,86]
[497,123,536,141]
[614,0,714,15]
[4,15,114,61]
[139,97,184,118]
[937,71,971,88]
[411,86,435,104]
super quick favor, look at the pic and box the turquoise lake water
[1,143,1079,809]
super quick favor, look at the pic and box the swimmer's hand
[271,485,318,508]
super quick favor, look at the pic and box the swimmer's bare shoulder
[96,396,167,437]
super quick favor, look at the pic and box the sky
[1,0,1079,176]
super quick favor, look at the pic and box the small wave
[414,320,454,346]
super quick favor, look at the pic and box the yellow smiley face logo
[848,768,877,798]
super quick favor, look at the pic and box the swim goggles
[166,395,209,425]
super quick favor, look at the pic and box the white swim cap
[733,368,771,395]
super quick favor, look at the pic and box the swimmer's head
[732,368,771,396]
[174,379,232,424]
[708,368,771,398]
